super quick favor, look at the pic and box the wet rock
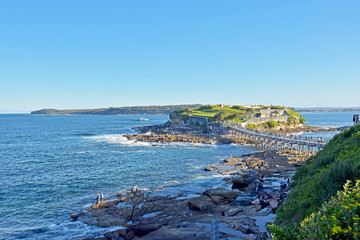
[187,195,215,211]
[204,165,219,171]
[70,212,85,221]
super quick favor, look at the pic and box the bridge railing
[226,124,329,146]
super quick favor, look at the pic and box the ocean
[0,112,357,239]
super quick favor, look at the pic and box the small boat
[139,118,149,121]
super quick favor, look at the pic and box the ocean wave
[5,221,124,240]
[84,134,253,151]
[84,134,151,147]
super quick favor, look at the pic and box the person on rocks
[100,192,104,202]
[254,180,261,194]
[259,171,264,180]
[96,193,100,204]
[131,183,138,197]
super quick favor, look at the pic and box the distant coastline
[295,107,360,113]
[30,104,202,115]
[30,105,360,115]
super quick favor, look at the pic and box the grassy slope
[276,124,360,224]
[177,105,248,117]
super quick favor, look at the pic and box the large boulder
[231,175,254,190]
[188,195,215,212]
[269,199,279,210]
[203,189,238,205]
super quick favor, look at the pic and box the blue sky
[0,1,359,113]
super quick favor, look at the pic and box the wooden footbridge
[227,125,328,156]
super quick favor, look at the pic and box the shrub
[275,124,360,225]
[197,105,216,111]
[266,121,278,128]
[213,111,229,122]
[269,180,360,239]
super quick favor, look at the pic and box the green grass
[176,106,248,118]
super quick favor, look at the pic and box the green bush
[269,180,360,239]
[197,105,216,111]
[247,124,257,129]
[213,111,229,122]
[275,125,360,224]
[266,121,278,128]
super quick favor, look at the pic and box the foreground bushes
[269,180,360,239]
[275,124,360,224]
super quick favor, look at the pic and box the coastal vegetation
[269,180,360,239]
[270,124,360,238]
[30,104,202,115]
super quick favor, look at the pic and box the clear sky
[0,1,359,113]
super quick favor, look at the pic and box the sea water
[0,114,254,240]
[0,112,357,239]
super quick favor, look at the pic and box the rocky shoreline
[71,143,309,240]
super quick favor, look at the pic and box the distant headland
[30,104,202,115]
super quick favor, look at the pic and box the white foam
[84,134,151,147]
[40,221,125,240]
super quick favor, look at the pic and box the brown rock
[187,195,215,212]
[227,207,244,216]
[270,199,279,210]
[203,189,238,201]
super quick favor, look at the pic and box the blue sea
[0,112,357,239]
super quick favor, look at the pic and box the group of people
[95,183,139,205]
[96,192,104,204]
[353,114,359,125]
[130,183,138,197]
[279,177,290,191]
